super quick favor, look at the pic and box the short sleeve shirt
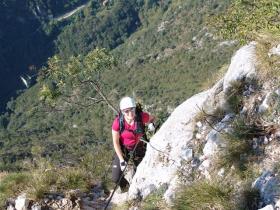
[112,112,150,149]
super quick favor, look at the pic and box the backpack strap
[134,107,144,135]
[119,111,125,134]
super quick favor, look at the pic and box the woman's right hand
[120,160,127,171]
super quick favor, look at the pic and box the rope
[139,138,181,167]
[104,140,140,210]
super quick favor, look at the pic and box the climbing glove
[148,123,155,132]
[120,161,127,171]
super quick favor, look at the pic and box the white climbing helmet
[119,96,136,110]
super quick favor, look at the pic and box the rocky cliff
[112,40,280,209]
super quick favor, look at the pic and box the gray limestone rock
[223,42,257,92]
[15,194,29,210]
[253,171,280,207]
[258,205,274,210]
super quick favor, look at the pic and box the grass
[218,133,252,175]
[141,186,168,210]
[30,166,92,198]
[255,33,280,82]
[217,116,265,178]
[209,0,280,44]
[112,186,168,210]
[112,201,131,210]
[225,80,245,113]
[0,172,30,208]
[241,186,261,210]
[56,168,91,192]
[200,64,229,91]
[173,181,234,210]
[0,150,111,207]
[194,106,226,126]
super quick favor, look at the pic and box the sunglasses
[122,108,135,114]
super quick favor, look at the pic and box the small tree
[39,48,118,113]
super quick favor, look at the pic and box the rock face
[223,42,256,92]
[128,42,257,202]
[253,171,280,208]
[124,41,280,209]
[129,89,209,200]
[15,194,29,210]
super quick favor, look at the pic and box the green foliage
[225,80,244,113]
[219,133,252,173]
[28,168,57,199]
[0,0,236,174]
[174,181,234,210]
[56,0,142,59]
[39,48,118,115]
[56,168,90,191]
[0,147,112,206]
[0,77,113,171]
[38,83,61,104]
[255,34,280,80]
[218,117,265,176]
[242,186,261,210]
[111,0,235,106]
[25,148,111,199]
[80,144,113,183]
[141,186,167,210]
[210,0,280,44]
[45,48,115,96]
[0,173,30,207]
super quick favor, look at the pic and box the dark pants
[112,143,146,191]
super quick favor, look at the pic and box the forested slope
[0,0,88,112]
[0,0,237,171]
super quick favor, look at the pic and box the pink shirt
[112,112,150,149]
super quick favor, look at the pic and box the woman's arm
[148,114,155,123]
[112,130,124,162]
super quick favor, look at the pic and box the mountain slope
[0,0,89,113]
[0,0,236,171]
